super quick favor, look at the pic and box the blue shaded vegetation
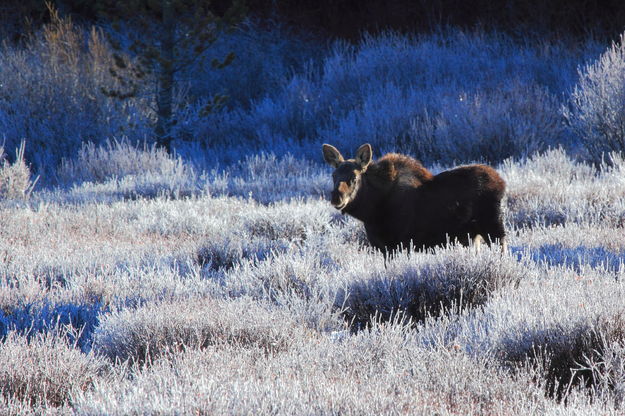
[531,244,625,273]
[0,301,106,351]
[0,19,605,179]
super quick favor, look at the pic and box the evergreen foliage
[94,0,246,150]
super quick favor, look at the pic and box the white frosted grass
[51,149,330,204]
[59,139,195,185]
[415,263,625,399]
[332,244,528,326]
[0,330,105,411]
[222,242,346,332]
[417,263,625,352]
[583,339,625,408]
[92,296,311,363]
[0,200,203,280]
[75,325,568,416]
[502,148,625,227]
[1,149,625,412]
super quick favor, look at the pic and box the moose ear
[355,143,373,170]
[322,144,344,168]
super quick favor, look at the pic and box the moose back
[322,143,506,253]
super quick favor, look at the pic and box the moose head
[322,143,372,211]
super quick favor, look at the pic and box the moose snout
[329,181,350,207]
[330,189,342,206]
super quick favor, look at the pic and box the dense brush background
[1,1,625,414]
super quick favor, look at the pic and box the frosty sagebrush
[0,142,37,200]
[564,32,625,163]
[74,324,561,416]
[1,148,625,414]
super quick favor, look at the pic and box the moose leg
[472,234,484,252]
[480,219,507,253]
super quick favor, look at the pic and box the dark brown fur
[323,144,506,253]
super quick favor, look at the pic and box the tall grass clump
[521,313,625,400]
[581,337,625,409]
[55,138,200,200]
[92,297,309,363]
[564,32,625,163]
[0,330,104,412]
[0,141,37,200]
[59,138,195,184]
[337,245,526,328]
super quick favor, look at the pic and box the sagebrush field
[1,10,625,415]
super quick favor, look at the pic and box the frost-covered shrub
[337,245,525,327]
[402,83,562,164]
[222,247,345,332]
[502,148,625,228]
[194,31,592,165]
[323,80,562,165]
[194,202,335,270]
[59,138,195,185]
[226,250,328,301]
[0,331,104,411]
[582,337,625,409]
[0,141,37,200]
[92,297,309,363]
[519,313,625,399]
[417,263,625,401]
[564,32,625,163]
[55,138,201,200]
[75,324,557,415]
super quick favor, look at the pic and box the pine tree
[97,0,245,151]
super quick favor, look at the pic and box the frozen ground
[0,146,624,414]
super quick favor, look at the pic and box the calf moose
[322,143,506,254]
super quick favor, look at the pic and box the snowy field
[0,145,624,414]
[0,12,625,415]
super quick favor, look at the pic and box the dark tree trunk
[155,0,174,152]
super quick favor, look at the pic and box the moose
[322,143,506,254]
